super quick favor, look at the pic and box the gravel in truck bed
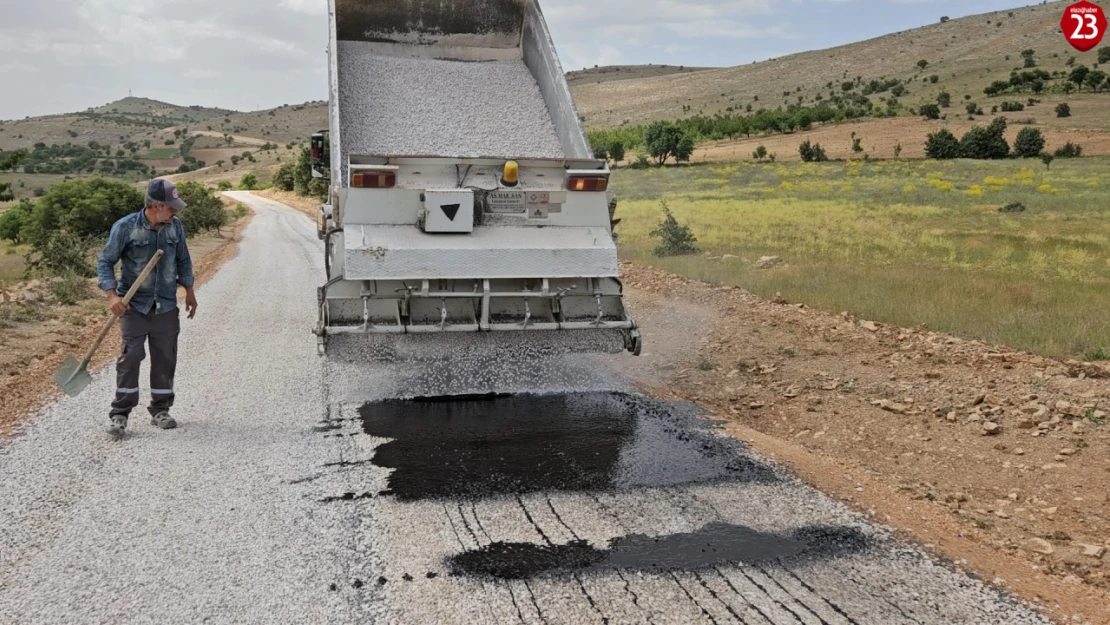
[337,41,565,178]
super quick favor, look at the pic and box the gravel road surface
[0,194,1053,625]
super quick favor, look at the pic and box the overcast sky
[0,0,1049,121]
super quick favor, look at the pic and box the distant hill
[88,97,236,121]
[0,98,328,155]
[569,1,1105,130]
[0,97,328,202]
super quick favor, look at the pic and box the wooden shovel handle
[80,249,165,367]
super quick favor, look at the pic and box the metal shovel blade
[53,356,93,397]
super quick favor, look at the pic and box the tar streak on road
[358,392,777,501]
[448,523,871,580]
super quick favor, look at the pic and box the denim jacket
[97,210,194,315]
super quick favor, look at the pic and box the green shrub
[49,272,90,305]
[1056,103,1071,118]
[27,229,96,277]
[919,104,941,120]
[1013,127,1045,158]
[176,181,229,236]
[650,201,698,257]
[798,140,828,162]
[21,179,143,276]
[238,172,258,191]
[1054,141,1083,158]
[999,202,1027,214]
[958,118,1010,159]
[217,180,234,191]
[630,154,650,169]
[924,129,960,159]
[0,199,33,243]
[272,162,295,192]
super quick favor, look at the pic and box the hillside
[89,97,235,121]
[566,64,715,88]
[571,1,1104,130]
[0,96,328,203]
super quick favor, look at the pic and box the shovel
[53,249,164,397]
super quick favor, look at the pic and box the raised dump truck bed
[337,43,566,169]
[314,0,639,357]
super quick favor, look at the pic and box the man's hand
[106,291,126,318]
[185,287,198,319]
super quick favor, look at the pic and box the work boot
[151,412,177,430]
[107,415,128,440]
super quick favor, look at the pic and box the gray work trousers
[110,307,180,420]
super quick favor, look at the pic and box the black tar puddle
[358,392,777,501]
[448,523,871,580]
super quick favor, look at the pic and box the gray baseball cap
[146,178,187,211]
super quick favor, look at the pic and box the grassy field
[612,156,1110,360]
[141,147,179,159]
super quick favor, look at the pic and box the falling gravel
[337,41,565,173]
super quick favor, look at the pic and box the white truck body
[314,0,639,357]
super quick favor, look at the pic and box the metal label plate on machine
[487,190,526,214]
[487,190,565,217]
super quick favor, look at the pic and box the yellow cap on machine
[501,161,519,187]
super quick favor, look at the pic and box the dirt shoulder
[0,209,254,437]
[252,188,321,220]
[617,262,1110,625]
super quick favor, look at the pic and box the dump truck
[311,0,641,358]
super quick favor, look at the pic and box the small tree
[1013,127,1045,158]
[940,16,950,23]
[1085,70,1107,92]
[937,91,951,107]
[852,138,863,155]
[1069,65,1090,91]
[919,103,941,120]
[929,75,939,84]
[239,172,258,190]
[1056,102,1071,118]
[217,180,234,191]
[798,140,828,162]
[644,121,695,166]
[894,143,903,158]
[650,201,698,257]
[917,59,929,70]
[1040,153,1054,170]
[924,129,960,159]
[608,140,626,164]
[1054,141,1083,158]
[0,149,27,202]
[752,145,768,161]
